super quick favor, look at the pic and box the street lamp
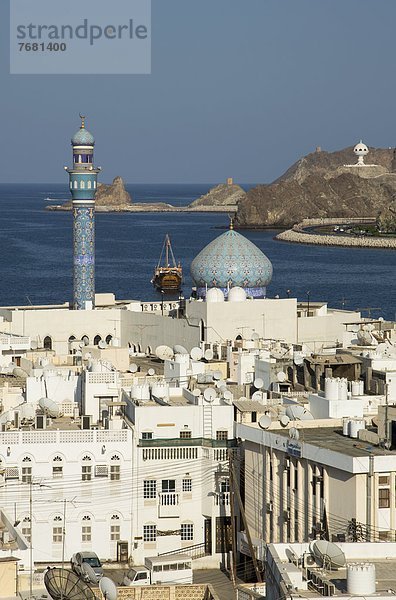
[286,289,291,298]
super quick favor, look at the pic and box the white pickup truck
[123,554,193,586]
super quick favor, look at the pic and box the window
[52,456,63,479]
[182,478,192,492]
[110,515,120,541]
[251,411,257,423]
[80,181,85,189]
[87,181,92,189]
[216,430,228,441]
[144,480,157,499]
[82,516,91,542]
[379,488,390,508]
[162,480,175,493]
[110,456,120,481]
[22,457,32,484]
[82,456,92,481]
[5,467,19,480]
[220,479,230,494]
[93,335,102,346]
[22,517,31,543]
[43,336,52,350]
[143,524,156,542]
[142,432,153,440]
[379,475,390,485]
[180,430,192,439]
[53,516,63,543]
[181,523,194,541]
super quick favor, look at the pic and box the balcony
[139,437,236,448]
[215,492,230,506]
[158,492,179,518]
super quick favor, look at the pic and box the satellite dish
[280,415,290,427]
[251,332,260,341]
[38,397,60,418]
[252,391,265,401]
[173,344,188,355]
[13,367,28,379]
[213,370,222,380]
[82,336,89,346]
[203,387,216,402]
[311,540,346,570]
[81,563,98,585]
[216,380,226,389]
[98,340,107,349]
[239,396,247,402]
[293,353,304,366]
[84,352,92,360]
[31,340,38,350]
[129,363,138,373]
[148,368,155,376]
[99,577,117,600]
[254,378,264,389]
[44,567,95,600]
[286,405,314,421]
[223,390,232,401]
[277,371,287,382]
[289,427,300,440]
[220,385,228,393]
[192,389,201,397]
[258,415,271,430]
[79,342,85,349]
[155,345,174,361]
[204,349,214,361]
[190,347,203,361]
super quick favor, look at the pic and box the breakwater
[276,218,396,249]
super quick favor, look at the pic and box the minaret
[66,115,100,310]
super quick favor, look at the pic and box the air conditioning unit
[35,414,46,430]
[283,509,291,521]
[81,415,92,430]
[303,553,316,568]
[266,501,273,513]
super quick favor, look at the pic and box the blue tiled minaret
[66,116,100,310]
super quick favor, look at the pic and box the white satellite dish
[293,353,304,366]
[258,415,272,429]
[277,371,287,382]
[13,367,28,379]
[280,414,290,427]
[190,347,203,361]
[192,388,201,397]
[289,427,300,440]
[254,378,264,389]
[286,405,314,421]
[148,368,155,376]
[31,340,38,350]
[223,390,232,401]
[81,563,98,585]
[251,332,260,341]
[216,380,226,389]
[79,342,85,349]
[213,370,222,380]
[239,396,247,402]
[129,363,138,373]
[85,352,92,360]
[98,340,107,349]
[82,336,89,346]
[204,349,214,361]
[203,387,216,402]
[38,397,60,418]
[155,345,174,361]
[311,540,346,570]
[252,391,265,401]
[99,577,117,600]
[8,362,16,369]
[173,344,188,355]
[220,385,228,394]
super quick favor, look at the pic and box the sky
[1,0,396,184]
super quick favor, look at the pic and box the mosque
[0,118,362,355]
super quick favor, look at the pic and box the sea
[0,183,394,321]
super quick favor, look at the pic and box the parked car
[123,554,192,586]
[71,551,104,582]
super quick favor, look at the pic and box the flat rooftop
[276,426,395,458]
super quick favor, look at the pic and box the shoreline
[46,203,238,213]
[275,218,396,250]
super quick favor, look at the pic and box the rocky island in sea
[187,178,246,211]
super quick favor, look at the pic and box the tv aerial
[44,567,96,600]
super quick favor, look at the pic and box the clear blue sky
[1,0,395,184]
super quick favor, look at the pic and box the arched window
[110,455,120,481]
[81,515,91,542]
[43,336,52,350]
[22,456,32,483]
[105,335,113,345]
[80,181,85,189]
[73,181,78,189]
[145,346,152,355]
[110,514,120,541]
[68,335,76,342]
[53,516,63,544]
[93,335,102,346]
[82,456,92,482]
[81,335,89,346]
[94,181,97,189]
[52,456,63,479]
[87,181,92,189]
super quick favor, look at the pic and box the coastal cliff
[235,147,396,228]
[188,182,246,210]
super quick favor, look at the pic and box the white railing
[159,492,179,506]
[0,429,129,445]
[216,492,230,506]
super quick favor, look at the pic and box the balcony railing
[139,437,236,448]
[158,492,179,518]
[216,492,230,506]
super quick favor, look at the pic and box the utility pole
[29,480,33,600]
[60,499,67,600]
[229,451,238,590]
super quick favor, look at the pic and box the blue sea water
[0,183,394,320]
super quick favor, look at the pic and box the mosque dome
[71,115,95,146]
[191,226,273,299]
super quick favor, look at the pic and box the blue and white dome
[191,227,273,299]
[71,116,95,146]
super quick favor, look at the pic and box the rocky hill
[189,182,246,209]
[47,176,132,211]
[235,147,396,228]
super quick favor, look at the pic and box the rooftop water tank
[325,378,339,401]
[347,563,376,595]
[349,418,365,439]
[338,378,348,401]
[131,384,150,401]
[351,381,360,397]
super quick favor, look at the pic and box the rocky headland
[188,181,246,211]
[235,146,396,228]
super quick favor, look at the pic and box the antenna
[258,415,271,429]
[190,347,203,361]
[99,577,118,600]
[44,567,95,600]
[311,540,346,570]
[203,387,216,403]
[155,345,174,361]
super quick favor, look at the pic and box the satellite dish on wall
[44,568,95,600]
[286,405,314,421]
[98,340,107,349]
[280,415,290,427]
[204,349,214,361]
[190,347,203,361]
[213,370,222,380]
[252,391,265,402]
[173,344,188,355]
[289,427,300,440]
[311,540,346,570]
[258,415,272,430]
[31,340,38,350]
[99,577,118,600]
[129,363,138,373]
[192,389,201,397]
[277,371,287,382]
[254,378,264,389]
[155,345,174,361]
[203,387,216,402]
[148,368,155,376]
[293,353,304,366]
[251,332,260,341]
[239,396,247,402]
[223,390,232,401]
[38,397,60,418]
